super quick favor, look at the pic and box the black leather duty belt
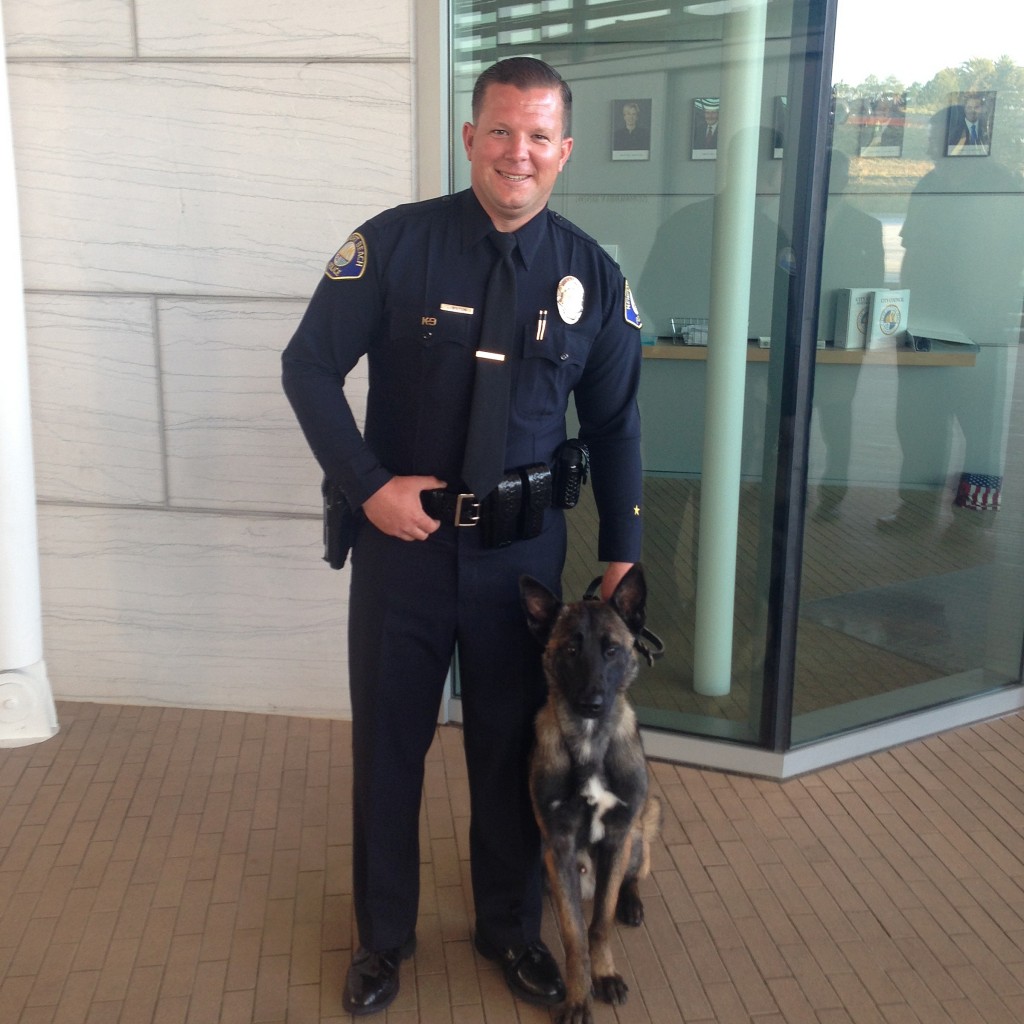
[420,490,485,527]
[420,463,553,548]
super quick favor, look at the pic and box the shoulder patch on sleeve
[624,281,642,330]
[325,232,367,280]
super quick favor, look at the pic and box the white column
[0,22,59,747]
[693,1,768,696]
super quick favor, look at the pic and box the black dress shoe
[474,933,566,1006]
[343,934,416,1016]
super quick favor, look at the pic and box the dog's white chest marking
[577,719,597,763]
[582,775,623,843]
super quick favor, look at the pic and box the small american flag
[955,472,1002,511]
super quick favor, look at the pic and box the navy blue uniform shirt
[282,188,643,562]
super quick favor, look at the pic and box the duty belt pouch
[481,473,523,549]
[520,464,552,541]
[551,439,589,509]
[322,476,354,569]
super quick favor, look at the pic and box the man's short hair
[472,57,573,135]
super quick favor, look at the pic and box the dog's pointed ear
[519,575,561,646]
[610,564,647,636]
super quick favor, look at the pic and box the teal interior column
[693,1,768,696]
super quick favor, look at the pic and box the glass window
[794,0,1024,743]
[451,1,816,746]
[448,1,1024,749]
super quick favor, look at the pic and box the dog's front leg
[544,838,594,1024]
[587,830,635,1005]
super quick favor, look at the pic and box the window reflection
[798,1,1024,741]
[449,0,1024,747]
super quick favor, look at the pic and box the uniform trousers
[894,347,1011,507]
[347,509,567,952]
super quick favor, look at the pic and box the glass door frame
[759,0,838,752]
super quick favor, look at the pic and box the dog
[520,563,661,1024]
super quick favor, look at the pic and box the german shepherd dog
[520,564,661,1024]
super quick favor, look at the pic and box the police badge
[556,276,584,324]
[325,232,367,281]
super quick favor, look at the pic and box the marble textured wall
[4,0,413,716]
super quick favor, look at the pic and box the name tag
[476,351,506,362]
[441,303,474,315]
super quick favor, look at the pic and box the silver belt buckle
[454,493,481,527]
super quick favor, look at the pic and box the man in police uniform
[282,57,643,1015]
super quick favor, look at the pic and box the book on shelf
[833,287,875,349]
[866,289,910,349]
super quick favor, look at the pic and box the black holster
[551,439,589,508]
[520,463,552,540]
[322,477,354,569]
[479,463,552,549]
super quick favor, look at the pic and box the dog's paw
[593,972,629,1005]
[616,888,645,926]
[555,1000,593,1024]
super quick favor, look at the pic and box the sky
[831,1,1024,87]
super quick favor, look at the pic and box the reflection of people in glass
[638,142,778,342]
[878,105,1024,530]
[692,98,720,151]
[613,100,650,151]
[637,127,779,607]
[858,94,905,156]
[946,92,993,155]
[814,150,886,521]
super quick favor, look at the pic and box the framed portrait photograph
[772,96,787,159]
[611,98,652,161]
[691,98,719,160]
[946,91,996,157]
[857,93,906,158]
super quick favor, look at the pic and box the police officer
[282,57,643,1015]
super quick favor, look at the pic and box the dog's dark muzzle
[572,698,606,720]
[571,678,609,719]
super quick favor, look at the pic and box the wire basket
[669,317,709,346]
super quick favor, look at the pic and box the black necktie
[969,123,978,145]
[461,231,517,498]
